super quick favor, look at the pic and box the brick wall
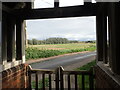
[95,65,120,89]
[2,64,29,89]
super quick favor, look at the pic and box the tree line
[28,38,79,45]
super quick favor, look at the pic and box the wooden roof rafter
[15,3,97,20]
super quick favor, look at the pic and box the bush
[26,45,96,60]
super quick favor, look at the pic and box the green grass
[76,60,96,89]
[76,60,96,71]
[26,43,96,60]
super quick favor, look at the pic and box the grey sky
[26,0,96,41]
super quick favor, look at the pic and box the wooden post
[96,3,107,62]
[16,19,22,60]
[89,67,94,90]
[60,66,64,90]
[54,0,59,8]
[102,3,108,64]
[7,17,15,62]
[0,2,2,64]
[1,12,7,63]
[108,2,120,75]
[55,67,59,90]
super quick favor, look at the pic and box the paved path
[30,51,96,70]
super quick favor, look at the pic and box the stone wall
[2,64,29,89]
[95,65,120,89]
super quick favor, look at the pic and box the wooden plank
[89,68,94,90]
[16,19,22,60]
[1,12,7,62]
[96,3,107,62]
[75,74,78,90]
[49,74,52,90]
[60,67,64,90]
[82,75,85,90]
[42,73,45,90]
[101,3,108,64]
[15,4,96,20]
[35,73,38,90]
[63,70,90,75]
[54,0,59,8]
[108,2,120,74]
[28,71,32,89]
[55,68,59,90]
[7,17,15,62]
[68,74,70,90]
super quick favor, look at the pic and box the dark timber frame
[1,0,120,75]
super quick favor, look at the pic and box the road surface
[30,51,96,70]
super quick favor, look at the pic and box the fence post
[89,67,94,90]
[55,67,60,90]
[60,66,64,90]
[28,65,32,90]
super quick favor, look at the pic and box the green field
[26,43,96,60]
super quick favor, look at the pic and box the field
[26,43,96,60]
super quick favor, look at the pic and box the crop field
[26,43,96,60]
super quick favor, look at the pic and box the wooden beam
[96,3,107,62]
[108,2,120,75]
[1,12,7,63]
[54,0,59,8]
[15,4,96,20]
[7,17,15,62]
[16,19,22,60]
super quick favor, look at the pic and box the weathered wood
[28,71,32,89]
[89,68,94,90]
[108,2,120,75]
[68,74,71,90]
[60,67,64,90]
[55,68,59,90]
[16,19,22,60]
[15,4,96,20]
[35,73,38,90]
[54,0,59,8]
[96,2,107,62]
[42,73,45,90]
[82,75,85,90]
[29,66,94,89]
[63,70,91,75]
[75,74,78,90]
[7,17,15,62]
[49,74,52,90]
[1,12,7,62]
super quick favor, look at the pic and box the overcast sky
[26,0,96,41]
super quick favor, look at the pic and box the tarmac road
[30,51,96,70]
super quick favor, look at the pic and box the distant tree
[69,40,79,43]
[28,37,80,45]
[85,41,96,43]
[32,39,38,45]
[28,39,33,45]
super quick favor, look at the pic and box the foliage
[26,43,96,60]
[28,37,80,45]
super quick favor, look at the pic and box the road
[30,51,96,70]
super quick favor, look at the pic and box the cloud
[26,17,96,41]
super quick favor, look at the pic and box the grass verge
[76,60,96,88]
